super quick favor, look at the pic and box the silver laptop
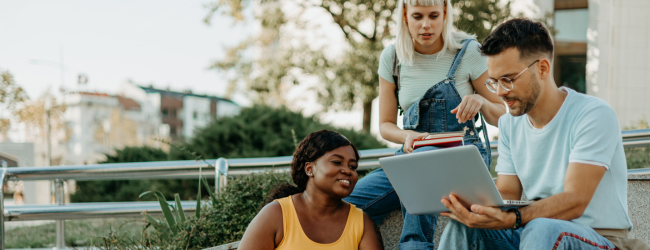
[379,145,533,215]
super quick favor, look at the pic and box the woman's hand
[403,130,429,154]
[451,94,485,124]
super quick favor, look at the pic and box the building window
[553,7,588,93]
[193,111,198,120]
[162,109,169,117]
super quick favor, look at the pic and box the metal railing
[0,148,395,249]
[2,129,650,249]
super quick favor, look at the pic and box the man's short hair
[480,18,554,61]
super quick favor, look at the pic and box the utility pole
[45,98,66,249]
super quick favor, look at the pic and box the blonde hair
[395,0,476,66]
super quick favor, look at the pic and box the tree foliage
[0,70,70,145]
[73,104,385,202]
[0,70,29,136]
[453,0,511,42]
[207,0,513,132]
[170,104,385,160]
[624,117,650,170]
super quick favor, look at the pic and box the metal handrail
[4,201,198,221]
[2,129,650,249]
[1,148,397,182]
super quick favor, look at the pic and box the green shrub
[94,171,291,249]
[169,104,385,160]
[73,104,383,202]
[71,146,215,202]
[624,118,650,169]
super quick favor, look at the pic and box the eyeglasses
[485,60,539,93]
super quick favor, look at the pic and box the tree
[170,104,385,159]
[0,70,29,137]
[207,0,513,132]
[453,0,512,42]
[73,104,385,202]
[14,94,68,143]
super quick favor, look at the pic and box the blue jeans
[344,146,467,250]
[343,168,436,250]
[439,218,617,250]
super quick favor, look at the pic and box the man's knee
[520,218,565,243]
[444,218,465,231]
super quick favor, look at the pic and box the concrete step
[209,173,650,249]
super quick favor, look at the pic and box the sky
[0,0,503,141]
[0,0,249,104]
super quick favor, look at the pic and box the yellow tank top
[275,196,364,250]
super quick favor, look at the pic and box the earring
[308,172,313,176]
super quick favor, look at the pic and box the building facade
[63,91,165,165]
[532,0,650,128]
[120,82,241,141]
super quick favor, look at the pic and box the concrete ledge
[378,174,650,249]
[628,174,650,244]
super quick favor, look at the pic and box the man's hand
[440,194,515,230]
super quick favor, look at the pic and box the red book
[412,132,465,149]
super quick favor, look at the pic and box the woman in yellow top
[239,130,384,250]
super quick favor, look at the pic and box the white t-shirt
[377,41,488,111]
[496,88,632,230]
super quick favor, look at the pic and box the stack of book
[412,131,465,150]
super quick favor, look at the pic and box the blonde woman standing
[342,0,506,249]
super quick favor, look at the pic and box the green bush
[624,118,650,169]
[95,171,291,249]
[169,104,385,160]
[73,104,384,202]
[71,146,215,202]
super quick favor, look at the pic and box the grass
[6,218,149,248]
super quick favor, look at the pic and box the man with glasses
[437,18,647,249]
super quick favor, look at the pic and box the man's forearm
[519,192,586,225]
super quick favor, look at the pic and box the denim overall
[343,40,492,250]
[395,40,491,163]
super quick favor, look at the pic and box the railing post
[1,167,7,250]
[216,158,228,192]
[54,179,65,249]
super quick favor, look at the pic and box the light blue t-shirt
[496,87,632,230]
[377,41,487,111]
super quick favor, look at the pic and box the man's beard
[504,75,541,117]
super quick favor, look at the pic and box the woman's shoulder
[259,200,284,221]
[348,202,367,221]
[382,43,396,54]
[379,44,397,63]
[461,39,483,58]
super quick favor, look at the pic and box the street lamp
[30,46,68,91]
[45,97,66,249]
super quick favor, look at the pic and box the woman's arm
[472,71,506,126]
[238,201,283,250]
[378,77,428,153]
[451,71,506,126]
[358,212,384,250]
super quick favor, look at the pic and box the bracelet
[507,208,522,229]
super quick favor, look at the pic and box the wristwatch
[507,208,522,229]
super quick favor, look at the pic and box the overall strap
[392,48,404,115]
[445,39,492,167]
[446,39,473,80]
[480,115,492,168]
